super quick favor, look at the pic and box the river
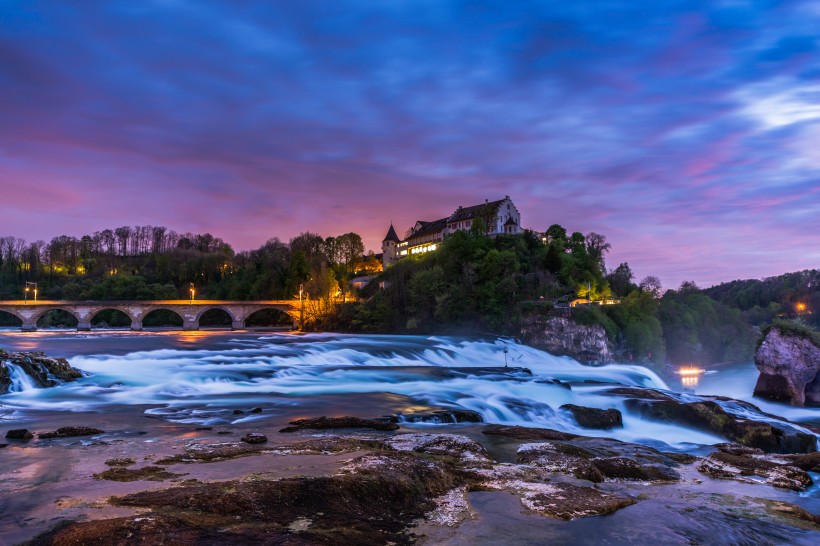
[1,330,819,544]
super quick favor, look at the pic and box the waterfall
[5,363,39,393]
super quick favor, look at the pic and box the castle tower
[381,223,400,268]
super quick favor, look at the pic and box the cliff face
[754,327,820,407]
[520,316,614,365]
[0,351,84,394]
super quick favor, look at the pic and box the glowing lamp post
[189,283,195,304]
[796,303,806,313]
[24,281,37,304]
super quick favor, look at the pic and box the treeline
[335,223,814,369]
[0,227,376,303]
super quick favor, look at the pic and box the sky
[1,0,819,290]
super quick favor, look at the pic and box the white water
[5,363,38,393]
[1,333,817,451]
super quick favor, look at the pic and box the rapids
[1,331,817,453]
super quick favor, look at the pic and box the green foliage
[761,319,820,348]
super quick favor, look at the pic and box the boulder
[5,429,34,440]
[623,398,816,454]
[241,433,268,444]
[280,416,399,433]
[697,444,813,491]
[560,404,623,429]
[0,351,84,394]
[39,426,104,439]
[519,316,614,365]
[754,325,820,407]
[397,409,484,424]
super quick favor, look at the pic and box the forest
[1,224,816,367]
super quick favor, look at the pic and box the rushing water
[1,330,817,452]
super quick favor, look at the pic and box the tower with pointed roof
[381,223,400,268]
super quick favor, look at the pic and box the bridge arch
[245,307,296,328]
[197,307,235,329]
[34,308,80,329]
[0,308,24,327]
[90,308,135,329]
[195,306,238,323]
[141,307,185,328]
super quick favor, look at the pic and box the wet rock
[697,444,813,491]
[482,424,580,441]
[105,458,136,467]
[604,387,676,401]
[560,404,623,429]
[386,433,490,462]
[250,407,263,414]
[94,466,182,482]
[241,433,267,444]
[43,452,465,545]
[520,315,614,365]
[38,426,104,439]
[623,398,816,453]
[280,416,400,433]
[232,409,244,415]
[754,325,820,407]
[398,409,484,424]
[0,351,85,394]
[5,428,34,440]
[519,482,636,520]
[766,501,820,526]
[517,439,682,483]
[0,444,6,448]
[781,451,820,472]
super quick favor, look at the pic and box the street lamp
[24,281,37,304]
[189,282,195,304]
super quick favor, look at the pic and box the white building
[381,196,522,267]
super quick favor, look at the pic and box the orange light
[796,303,806,312]
[676,367,704,377]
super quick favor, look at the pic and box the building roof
[382,224,400,243]
[407,218,448,241]
[447,199,505,223]
[504,216,518,226]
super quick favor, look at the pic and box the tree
[607,263,635,297]
[639,276,663,298]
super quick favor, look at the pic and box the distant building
[381,196,522,268]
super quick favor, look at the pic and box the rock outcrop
[520,316,613,365]
[0,350,84,394]
[754,325,820,407]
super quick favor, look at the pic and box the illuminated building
[381,196,522,268]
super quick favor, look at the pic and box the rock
[5,429,34,440]
[241,433,267,444]
[105,458,136,467]
[398,409,484,424]
[232,409,244,415]
[94,466,182,482]
[781,451,820,472]
[623,398,816,454]
[517,438,682,483]
[697,444,813,491]
[0,351,85,394]
[482,424,580,441]
[520,315,614,365]
[35,452,466,545]
[518,482,636,520]
[38,426,104,439]
[560,404,623,429]
[604,387,676,401]
[385,433,489,462]
[280,416,400,433]
[754,325,820,407]
[250,407,263,414]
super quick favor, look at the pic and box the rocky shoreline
[3,413,818,545]
[0,350,84,394]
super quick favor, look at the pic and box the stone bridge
[0,300,301,332]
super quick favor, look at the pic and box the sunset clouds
[1,0,818,288]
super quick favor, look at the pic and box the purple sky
[2,1,819,290]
